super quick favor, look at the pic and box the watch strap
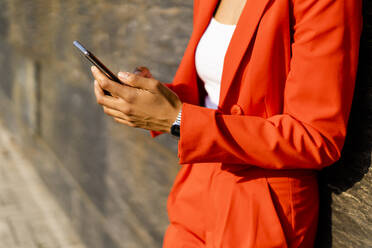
[170,107,182,137]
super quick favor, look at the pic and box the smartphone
[73,40,122,95]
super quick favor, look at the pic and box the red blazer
[153,0,363,170]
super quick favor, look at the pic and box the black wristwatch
[170,108,182,138]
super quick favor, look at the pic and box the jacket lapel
[218,0,271,108]
[193,0,220,40]
[189,0,271,109]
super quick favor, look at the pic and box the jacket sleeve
[177,0,363,170]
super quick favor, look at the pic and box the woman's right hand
[92,65,181,132]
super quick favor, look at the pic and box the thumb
[118,71,156,90]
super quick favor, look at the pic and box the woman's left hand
[91,66,182,133]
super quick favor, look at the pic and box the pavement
[0,124,86,248]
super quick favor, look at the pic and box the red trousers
[163,163,319,248]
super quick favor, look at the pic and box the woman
[91,0,363,247]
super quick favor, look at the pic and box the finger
[133,67,144,76]
[95,81,134,115]
[94,80,105,95]
[118,71,158,91]
[102,106,129,120]
[94,80,105,100]
[133,66,152,78]
[91,66,124,98]
[113,117,136,127]
[95,79,119,98]
[94,81,123,111]
[92,67,139,102]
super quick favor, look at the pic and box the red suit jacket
[153,0,363,171]
[152,0,363,247]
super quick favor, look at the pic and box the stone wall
[0,1,192,247]
[0,0,370,247]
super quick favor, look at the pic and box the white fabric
[195,17,237,109]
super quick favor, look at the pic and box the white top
[195,17,237,109]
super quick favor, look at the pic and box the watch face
[171,124,180,137]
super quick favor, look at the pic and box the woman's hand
[91,66,182,133]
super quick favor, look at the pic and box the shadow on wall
[315,1,372,246]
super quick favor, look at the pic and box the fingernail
[91,66,97,72]
[118,72,130,80]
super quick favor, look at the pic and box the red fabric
[150,0,362,246]
[164,164,319,248]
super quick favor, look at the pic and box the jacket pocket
[208,171,289,248]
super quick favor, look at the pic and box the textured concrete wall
[0,0,370,247]
[0,1,192,247]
